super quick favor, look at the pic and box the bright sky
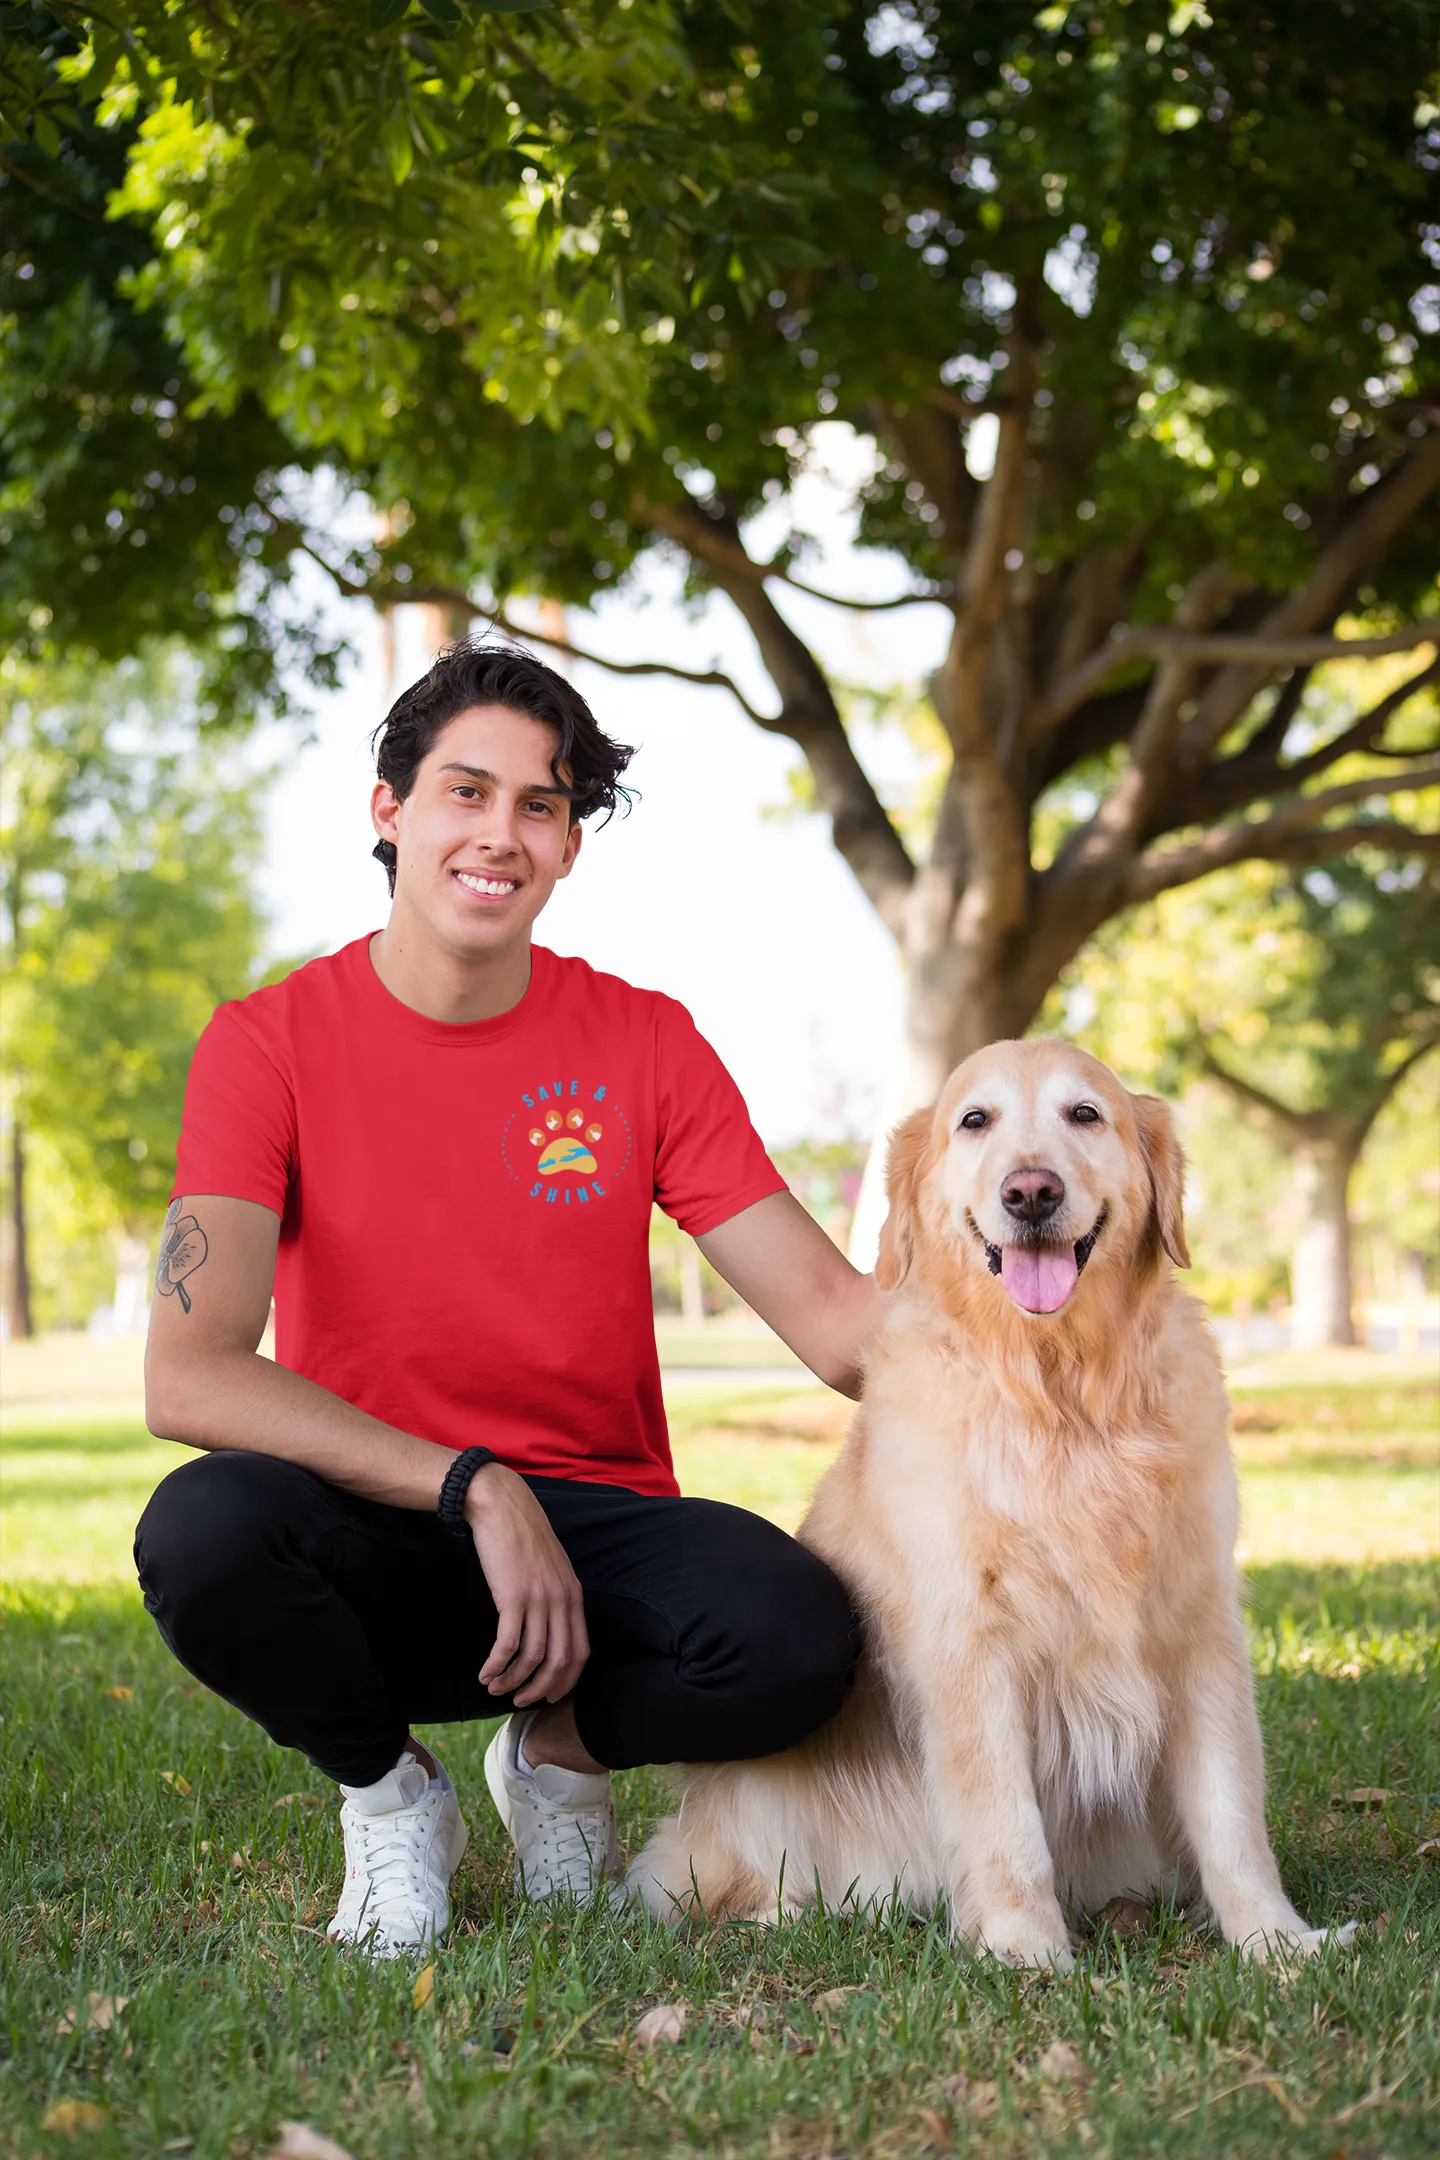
[256,427,954,1148]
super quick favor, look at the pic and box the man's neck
[369,913,534,1025]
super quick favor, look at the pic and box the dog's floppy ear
[875,1106,933,1290]
[1130,1093,1190,1268]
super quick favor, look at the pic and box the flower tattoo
[155,1198,209,1315]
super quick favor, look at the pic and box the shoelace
[531,1804,610,1884]
[349,1793,440,1905]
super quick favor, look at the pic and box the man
[137,640,879,1956]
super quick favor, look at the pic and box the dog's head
[876,1039,1188,1318]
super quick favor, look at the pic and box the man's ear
[371,779,402,847]
[557,816,583,879]
[1130,1093,1190,1268]
[875,1106,933,1290]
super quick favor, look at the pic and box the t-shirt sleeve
[651,999,787,1236]
[172,1000,296,1216]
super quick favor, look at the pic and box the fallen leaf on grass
[910,2105,952,2150]
[633,2004,688,2048]
[937,2072,1000,2119]
[272,1791,325,1813]
[160,1771,192,1795]
[263,2126,358,2160]
[1371,1910,1394,1940]
[1335,1787,1391,1808]
[412,1964,435,2011]
[40,2101,111,2136]
[1415,1837,1439,1859]
[110,1687,132,1701]
[1034,2041,1092,2090]
[812,1986,865,2012]
[55,1993,129,2036]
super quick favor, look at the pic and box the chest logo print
[531,1108,604,1178]
[501,1077,633,1207]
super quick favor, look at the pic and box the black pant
[134,1451,857,1787]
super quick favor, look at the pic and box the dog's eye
[958,1108,989,1132]
[1070,1103,1102,1126]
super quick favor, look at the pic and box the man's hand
[466,1465,590,1708]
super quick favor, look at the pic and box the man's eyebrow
[437,761,569,796]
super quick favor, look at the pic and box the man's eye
[958,1108,989,1131]
[1071,1103,1101,1125]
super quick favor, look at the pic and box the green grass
[2,1378,1437,2158]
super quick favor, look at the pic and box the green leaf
[382,111,415,184]
[478,3,556,13]
[418,0,464,29]
[367,0,411,27]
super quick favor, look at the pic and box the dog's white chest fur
[859,1368,1172,1833]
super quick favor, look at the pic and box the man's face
[370,703,582,958]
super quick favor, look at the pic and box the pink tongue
[1000,1244,1079,1314]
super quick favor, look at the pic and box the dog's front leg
[1163,1623,1347,1959]
[912,1651,1072,1972]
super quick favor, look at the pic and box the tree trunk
[1289,1132,1362,1351]
[848,925,1048,1266]
[8,1117,34,1341]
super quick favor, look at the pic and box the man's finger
[479,1605,526,1686]
[489,1608,547,1694]
[517,1607,577,1707]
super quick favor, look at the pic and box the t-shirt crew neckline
[347,932,555,1048]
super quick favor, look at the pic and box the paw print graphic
[531,1109,604,1176]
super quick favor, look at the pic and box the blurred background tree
[1,1,1437,1336]
[1047,836,1440,1347]
[0,652,273,1335]
[27,0,1433,1111]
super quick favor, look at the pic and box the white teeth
[455,871,517,896]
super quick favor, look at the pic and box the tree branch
[928,314,1039,942]
[633,501,918,932]
[779,574,954,613]
[1198,1047,1321,1146]
[1176,434,1440,771]
[291,541,777,723]
[1127,762,1440,901]
[1200,655,1440,818]
[1034,613,1440,739]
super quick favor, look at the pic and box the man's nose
[1000,1166,1066,1226]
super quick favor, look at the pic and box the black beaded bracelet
[436,1446,498,1533]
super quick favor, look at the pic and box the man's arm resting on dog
[144,1193,586,1707]
[698,1190,882,1399]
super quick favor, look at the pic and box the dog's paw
[1234,1919,1359,1963]
[970,1913,1075,1973]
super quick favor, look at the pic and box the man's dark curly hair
[371,639,635,894]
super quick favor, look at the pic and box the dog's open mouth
[971,1208,1108,1315]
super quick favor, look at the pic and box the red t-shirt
[173,936,785,1495]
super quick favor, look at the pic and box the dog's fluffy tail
[627,1809,778,1924]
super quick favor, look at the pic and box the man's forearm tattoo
[155,1197,210,1315]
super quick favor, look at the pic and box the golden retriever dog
[631,1039,1350,1966]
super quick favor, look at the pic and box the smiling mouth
[970,1207,1109,1315]
[453,869,518,900]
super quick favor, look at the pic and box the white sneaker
[484,1713,618,1903]
[327,1750,469,1957]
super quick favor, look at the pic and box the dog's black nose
[1000,1167,1065,1225]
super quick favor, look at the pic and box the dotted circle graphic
[501,1096,632,1198]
